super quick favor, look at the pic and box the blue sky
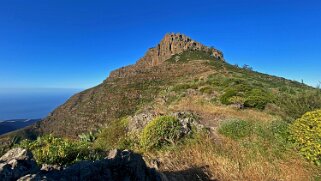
[0,0,320,89]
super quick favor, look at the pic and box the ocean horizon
[0,88,81,121]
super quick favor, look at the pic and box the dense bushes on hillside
[290,110,321,165]
[220,86,273,109]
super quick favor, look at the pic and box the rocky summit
[136,33,223,66]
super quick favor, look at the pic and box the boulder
[0,148,39,181]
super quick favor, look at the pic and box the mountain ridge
[0,33,316,139]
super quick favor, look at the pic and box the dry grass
[169,95,278,128]
[144,134,319,181]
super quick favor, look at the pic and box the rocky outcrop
[128,111,205,134]
[0,148,39,181]
[137,33,223,66]
[0,148,161,181]
[109,33,223,79]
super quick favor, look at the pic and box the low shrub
[221,87,272,110]
[220,89,238,105]
[78,131,96,143]
[218,120,253,140]
[290,110,321,165]
[244,88,273,110]
[19,135,102,165]
[276,90,321,120]
[94,118,128,150]
[140,116,183,150]
[244,96,269,110]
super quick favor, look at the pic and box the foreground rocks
[0,148,161,181]
[0,148,39,181]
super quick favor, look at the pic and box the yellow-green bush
[290,110,321,165]
[19,135,102,165]
[140,116,182,150]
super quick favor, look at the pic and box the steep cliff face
[136,33,223,66]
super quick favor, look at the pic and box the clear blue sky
[0,0,320,89]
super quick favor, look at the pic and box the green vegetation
[277,90,321,120]
[219,119,292,160]
[93,118,129,150]
[19,135,103,165]
[290,110,321,165]
[218,120,253,140]
[220,84,273,109]
[1,50,321,180]
[171,83,198,92]
[78,131,96,143]
[140,116,183,150]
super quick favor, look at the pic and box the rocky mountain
[18,33,224,138]
[1,33,321,180]
[2,33,314,140]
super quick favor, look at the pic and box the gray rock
[0,148,39,181]
[40,164,62,172]
[128,112,158,132]
[1,148,161,181]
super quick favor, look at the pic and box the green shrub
[218,120,253,140]
[220,89,238,105]
[244,88,272,110]
[19,135,101,165]
[78,131,96,143]
[94,118,128,150]
[277,90,321,120]
[140,116,182,149]
[290,110,321,165]
[244,96,268,110]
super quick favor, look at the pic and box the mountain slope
[1,33,321,180]
[3,33,317,139]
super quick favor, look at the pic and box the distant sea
[0,88,81,121]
